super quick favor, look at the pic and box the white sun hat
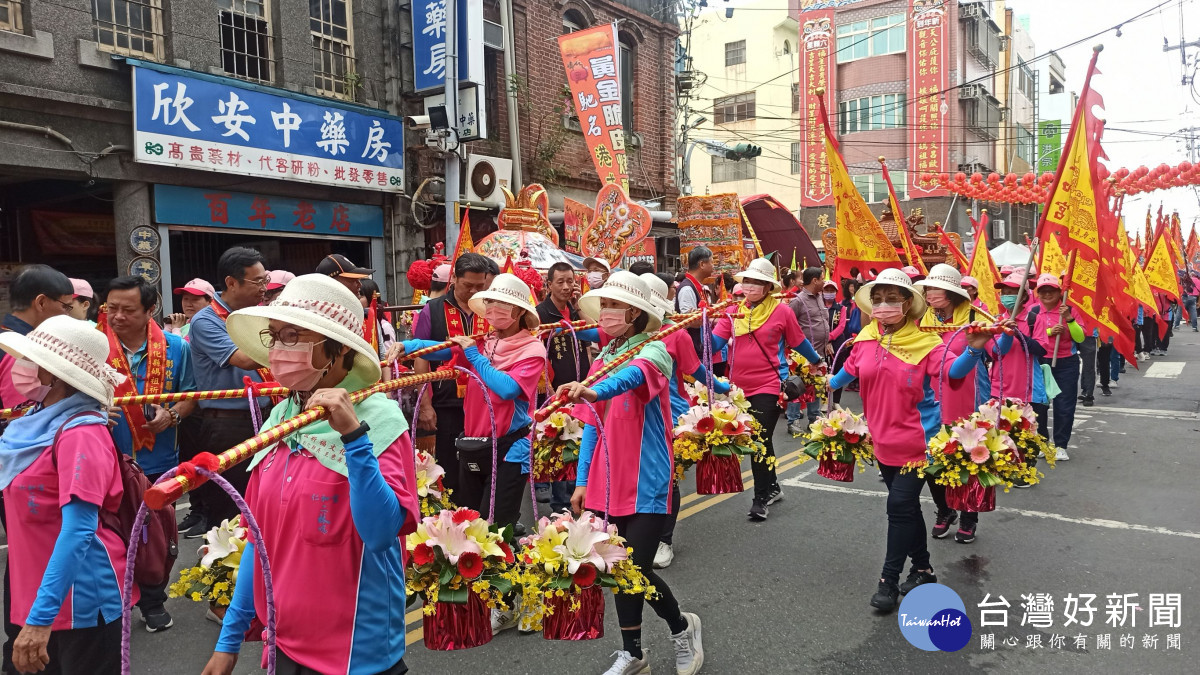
[466,272,539,330]
[854,268,927,321]
[0,315,125,406]
[639,273,673,317]
[733,257,782,291]
[226,274,381,390]
[582,256,612,273]
[915,263,971,300]
[578,271,663,332]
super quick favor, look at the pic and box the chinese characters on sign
[412,0,486,93]
[152,185,384,239]
[907,0,948,197]
[132,65,404,193]
[559,24,629,191]
[975,592,1184,652]
[561,197,593,255]
[1038,119,1063,173]
[798,11,835,207]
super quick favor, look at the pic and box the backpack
[53,412,179,588]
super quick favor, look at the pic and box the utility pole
[444,0,461,248]
[1162,34,1199,85]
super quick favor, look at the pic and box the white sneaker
[672,612,704,675]
[491,607,518,634]
[1055,447,1071,461]
[602,650,651,675]
[653,542,675,569]
[204,607,224,625]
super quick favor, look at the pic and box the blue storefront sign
[153,185,384,238]
[413,0,485,93]
[131,62,404,193]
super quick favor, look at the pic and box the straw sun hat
[639,273,673,317]
[734,257,782,291]
[578,271,663,332]
[466,273,540,330]
[853,268,927,321]
[915,263,971,300]
[226,274,381,390]
[0,315,125,405]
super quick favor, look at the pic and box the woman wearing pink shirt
[558,272,703,675]
[710,258,823,522]
[202,274,418,675]
[827,269,988,612]
[0,315,129,675]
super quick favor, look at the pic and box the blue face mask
[1000,295,1017,310]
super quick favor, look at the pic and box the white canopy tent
[989,240,1033,269]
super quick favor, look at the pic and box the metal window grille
[790,142,801,174]
[792,82,800,113]
[218,0,274,84]
[311,0,356,99]
[713,92,755,124]
[92,0,163,59]
[1,0,23,34]
[724,40,745,67]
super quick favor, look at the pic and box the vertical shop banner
[908,0,948,197]
[1037,119,1063,173]
[131,64,404,192]
[559,24,629,190]
[412,0,486,93]
[798,11,835,207]
[562,197,593,255]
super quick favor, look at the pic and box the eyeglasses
[259,327,304,348]
[244,275,271,288]
[57,300,74,314]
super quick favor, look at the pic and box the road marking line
[1089,405,1198,420]
[780,481,1200,539]
[1144,361,1185,378]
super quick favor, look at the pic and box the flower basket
[168,517,246,609]
[946,476,997,512]
[907,403,1039,492]
[422,589,493,651]
[542,584,606,641]
[816,456,855,482]
[800,406,874,481]
[415,450,455,517]
[532,411,583,483]
[694,452,744,494]
[786,351,829,406]
[673,383,763,482]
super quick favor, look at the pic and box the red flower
[412,543,434,566]
[722,421,744,435]
[998,419,1012,431]
[458,551,484,579]
[498,541,516,564]
[843,432,861,444]
[452,508,481,524]
[1020,418,1031,430]
[695,416,716,434]
[944,440,960,455]
[976,420,993,430]
[544,426,559,439]
[572,563,598,588]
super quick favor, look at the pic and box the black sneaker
[931,509,958,538]
[180,512,208,539]
[748,498,769,521]
[899,569,937,595]
[955,525,977,544]
[764,484,784,506]
[142,606,173,633]
[1012,477,1033,489]
[1081,397,1094,407]
[869,580,900,612]
[1100,385,1111,397]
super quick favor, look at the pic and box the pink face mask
[11,358,50,403]
[743,285,767,302]
[925,289,951,309]
[268,342,330,392]
[599,308,631,337]
[484,304,517,330]
[871,302,905,324]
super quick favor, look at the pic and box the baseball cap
[266,269,296,291]
[316,253,374,279]
[960,276,980,289]
[432,263,452,284]
[69,278,93,299]
[1035,273,1062,291]
[994,271,1030,289]
[174,278,217,297]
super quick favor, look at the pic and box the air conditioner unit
[958,162,990,175]
[465,154,513,207]
[992,218,1007,240]
[484,20,504,50]
[959,84,984,100]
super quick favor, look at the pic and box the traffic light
[725,143,762,161]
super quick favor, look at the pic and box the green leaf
[549,575,572,590]
[439,585,469,604]
[803,442,824,459]
[598,573,619,588]
[491,577,513,595]
[710,444,734,457]
[959,469,971,485]
[438,564,455,586]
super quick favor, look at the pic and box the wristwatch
[167,407,181,427]
[340,420,371,444]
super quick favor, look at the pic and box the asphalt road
[5,333,1199,674]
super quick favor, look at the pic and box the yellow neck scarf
[920,301,974,328]
[855,318,943,365]
[733,295,781,337]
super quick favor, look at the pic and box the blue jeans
[1042,354,1080,449]
[879,462,930,585]
[785,400,820,425]
[1184,295,1197,330]
[548,481,573,513]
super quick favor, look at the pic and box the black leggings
[456,456,527,529]
[606,513,683,629]
[926,478,978,527]
[659,481,682,545]
[878,463,931,585]
[746,393,782,500]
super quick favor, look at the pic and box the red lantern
[1135,165,1149,178]
[1178,161,1192,173]
[1096,164,1110,181]
[987,172,1001,184]
[954,171,967,184]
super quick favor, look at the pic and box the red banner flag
[559,24,628,190]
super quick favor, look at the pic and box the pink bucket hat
[994,271,1030,289]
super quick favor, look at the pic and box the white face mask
[586,272,605,288]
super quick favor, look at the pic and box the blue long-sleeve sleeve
[794,338,821,364]
[26,499,98,626]
[692,366,730,394]
[215,540,257,653]
[462,345,523,400]
[591,364,646,401]
[344,434,406,552]
[575,328,600,343]
[401,339,451,362]
[577,424,598,488]
[994,332,1014,356]
[948,348,984,379]
[828,368,856,390]
[710,333,729,353]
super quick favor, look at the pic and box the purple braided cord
[451,366,501,524]
[577,398,612,527]
[701,308,715,396]
[247,385,264,433]
[530,352,554,518]
[121,469,277,675]
[826,339,855,415]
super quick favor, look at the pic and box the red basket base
[695,453,745,495]
[542,584,605,641]
[945,478,996,512]
[422,590,493,651]
[816,457,854,482]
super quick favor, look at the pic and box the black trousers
[175,414,206,514]
[746,393,782,500]
[135,472,169,614]
[1097,341,1113,387]
[456,449,528,529]
[878,463,931,585]
[277,650,407,675]
[659,482,682,545]
[194,409,256,526]
[926,478,978,527]
[433,405,465,494]
[605,513,683,630]
[7,615,122,675]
